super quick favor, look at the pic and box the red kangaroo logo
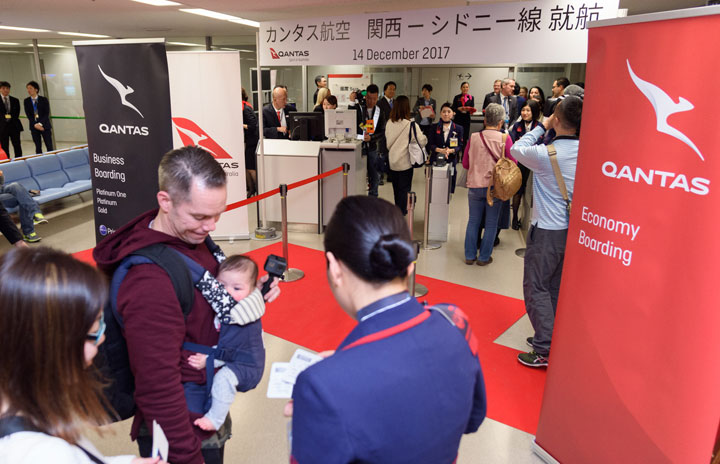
[270,48,280,59]
[172,118,232,159]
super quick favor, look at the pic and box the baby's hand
[188,353,207,370]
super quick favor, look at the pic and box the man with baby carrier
[94,145,280,464]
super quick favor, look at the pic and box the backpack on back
[479,132,522,206]
[95,243,195,421]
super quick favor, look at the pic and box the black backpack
[95,243,195,421]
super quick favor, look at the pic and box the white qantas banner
[167,51,249,240]
[259,0,618,66]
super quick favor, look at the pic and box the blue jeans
[464,187,501,262]
[1,182,39,235]
[366,149,380,197]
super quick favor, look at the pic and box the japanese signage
[259,1,619,65]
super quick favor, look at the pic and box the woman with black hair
[428,102,464,192]
[451,82,475,146]
[528,86,546,118]
[289,196,487,464]
[509,100,542,229]
[0,247,164,464]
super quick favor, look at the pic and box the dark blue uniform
[291,292,487,464]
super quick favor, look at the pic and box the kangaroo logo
[627,59,703,161]
[172,118,232,159]
[98,65,144,118]
[270,48,280,59]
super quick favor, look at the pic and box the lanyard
[343,309,430,351]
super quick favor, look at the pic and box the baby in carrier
[187,255,266,431]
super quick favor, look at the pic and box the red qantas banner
[535,11,720,464]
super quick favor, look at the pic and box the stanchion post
[342,162,350,198]
[423,165,441,250]
[405,192,428,297]
[279,184,304,282]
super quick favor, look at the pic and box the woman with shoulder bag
[384,96,427,215]
[509,99,542,229]
[0,247,166,464]
[462,103,517,266]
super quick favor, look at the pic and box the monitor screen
[287,112,325,141]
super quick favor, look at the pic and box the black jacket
[0,95,23,133]
[355,104,386,154]
[262,103,295,139]
[24,95,52,130]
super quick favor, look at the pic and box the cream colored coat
[385,119,428,171]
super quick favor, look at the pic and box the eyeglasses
[86,315,106,345]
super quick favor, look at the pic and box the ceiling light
[58,32,111,38]
[131,0,181,5]
[0,42,21,46]
[0,25,51,33]
[32,44,68,48]
[179,9,238,21]
[168,41,202,46]
[229,18,260,28]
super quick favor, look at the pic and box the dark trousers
[523,225,568,356]
[0,128,22,158]
[30,128,53,154]
[389,167,414,215]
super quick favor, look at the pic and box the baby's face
[217,268,254,301]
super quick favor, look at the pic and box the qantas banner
[259,0,618,66]
[167,51,249,239]
[75,39,173,243]
[535,8,720,464]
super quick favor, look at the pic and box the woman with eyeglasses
[0,247,165,464]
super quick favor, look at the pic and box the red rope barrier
[225,165,344,213]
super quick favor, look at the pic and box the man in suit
[544,76,570,117]
[24,81,54,154]
[312,75,326,108]
[355,84,386,197]
[489,78,519,129]
[412,84,436,140]
[482,79,502,110]
[262,86,294,139]
[0,82,23,158]
[377,81,396,122]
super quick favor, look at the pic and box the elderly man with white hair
[262,85,294,139]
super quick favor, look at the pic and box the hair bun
[369,234,415,280]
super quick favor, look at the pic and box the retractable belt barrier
[223,164,348,284]
[225,165,345,213]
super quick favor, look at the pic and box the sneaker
[33,213,48,225]
[23,232,42,243]
[517,351,548,367]
[526,337,533,348]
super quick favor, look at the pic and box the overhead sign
[534,8,720,464]
[259,0,618,66]
[74,39,173,243]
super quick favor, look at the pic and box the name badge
[449,137,458,148]
[365,119,375,135]
[34,113,39,119]
[4,114,10,120]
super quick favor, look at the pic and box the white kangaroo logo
[98,65,144,118]
[627,59,703,161]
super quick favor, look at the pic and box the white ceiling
[0,0,709,42]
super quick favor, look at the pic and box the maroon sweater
[94,209,221,464]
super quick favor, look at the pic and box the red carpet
[73,243,546,434]
[246,243,546,435]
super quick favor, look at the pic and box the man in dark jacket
[0,81,23,158]
[489,78,519,129]
[93,146,280,464]
[355,84,386,197]
[24,80,54,154]
[262,86,294,139]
